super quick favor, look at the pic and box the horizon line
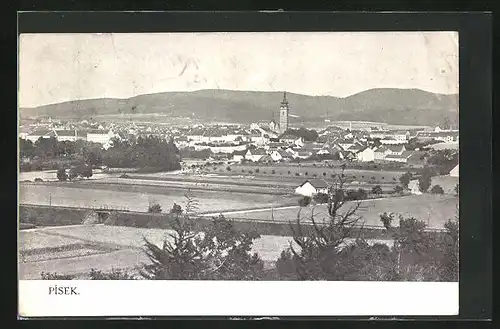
[19,87,459,109]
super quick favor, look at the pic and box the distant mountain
[19,88,459,126]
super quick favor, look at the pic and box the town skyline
[19,32,458,108]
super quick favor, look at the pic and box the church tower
[279,91,289,133]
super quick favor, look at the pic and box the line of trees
[279,127,319,142]
[19,136,181,172]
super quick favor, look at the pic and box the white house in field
[408,179,422,195]
[449,164,459,177]
[356,147,375,162]
[295,179,329,197]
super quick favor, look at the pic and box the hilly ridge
[19,88,459,126]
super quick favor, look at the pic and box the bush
[57,168,68,181]
[430,185,444,194]
[226,166,231,171]
[313,193,329,204]
[34,177,43,182]
[288,170,291,175]
[120,174,130,178]
[418,169,432,192]
[323,172,327,176]
[148,202,162,213]
[271,170,276,174]
[371,185,383,195]
[255,168,260,173]
[454,183,459,196]
[346,188,367,200]
[399,172,412,188]
[170,203,183,214]
[295,173,300,176]
[298,196,311,207]
[393,185,404,194]
[141,207,265,280]
[305,172,308,176]
[248,170,253,174]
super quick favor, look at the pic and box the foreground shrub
[431,185,445,194]
[141,197,265,280]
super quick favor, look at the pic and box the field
[18,170,119,182]
[18,224,394,279]
[207,194,459,229]
[19,183,298,213]
[199,163,406,185]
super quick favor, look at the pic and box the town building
[384,151,414,163]
[279,92,290,133]
[356,147,375,162]
[86,129,117,149]
[25,128,57,143]
[245,148,267,162]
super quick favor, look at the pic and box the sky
[18,32,458,108]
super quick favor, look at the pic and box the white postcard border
[19,280,459,317]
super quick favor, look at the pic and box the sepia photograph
[18,30,461,316]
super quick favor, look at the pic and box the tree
[280,127,319,142]
[394,185,404,194]
[170,203,183,214]
[392,217,441,281]
[380,212,395,231]
[430,185,444,194]
[399,172,412,189]
[19,138,35,159]
[454,183,459,196]
[141,198,265,280]
[439,218,459,281]
[282,168,366,280]
[371,185,383,195]
[57,168,68,181]
[148,201,162,213]
[226,166,231,171]
[80,165,93,178]
[313,193,329,204]
[298,196,311,207]
[418,169,432,193]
